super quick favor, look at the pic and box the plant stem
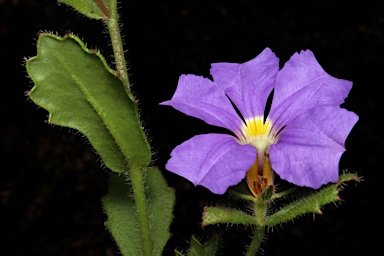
[105,0,130,90]
[104,1,151,254]
[129,166,152,256]
[254,198,268,226]
[245,198,268,255]
[246,225,265,256]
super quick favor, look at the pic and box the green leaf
[102,167,175,256]
[202,206,256,227]
[187,236,220,256]
[264,173,360,227]
[58,0,110,19]
[174,236,220,256]
[26,33,151,173]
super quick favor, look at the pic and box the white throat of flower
[238,116,278,197]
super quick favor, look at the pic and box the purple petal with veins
[270,105,358,188]
[210,48,279,120]
[166,134,256,194]
[161,74,244,135]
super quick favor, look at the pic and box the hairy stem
[245,197,268,255]
[103,1,151,254]
[246,225,265,256]
[254,197,268,226]
[129,166,152,256]
[105,0,130,90]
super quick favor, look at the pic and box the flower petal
[269,50,353,130]
[161,75,243,134]
[269,106,358,188]
[285,105,359,146]
[165,134,256,194]
[210,48,279,119]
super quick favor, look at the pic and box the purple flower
[161,48,358,196]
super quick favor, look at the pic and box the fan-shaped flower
[161,48,358,196]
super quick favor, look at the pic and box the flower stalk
[246,191,270,255]
[246,225,265,256]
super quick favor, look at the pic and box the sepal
[201,206,256,227]
[264,173,360,227]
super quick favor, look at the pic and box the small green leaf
[26,33,151,173]
[58,0,109,19]
[102,174,141,255]
[336,172,361,186]
[202,206,256,227]
[187,236,220,256]
[264,173,360,227]
[102,167,175,256]
[174,236,220,256]
[146,167,176,255]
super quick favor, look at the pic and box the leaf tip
[336,173,361,188]
[201,206,209,228]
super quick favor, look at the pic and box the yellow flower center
[240,116,277,197]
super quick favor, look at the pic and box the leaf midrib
[53,47,130,170]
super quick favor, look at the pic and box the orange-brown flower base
[246,153,274,197]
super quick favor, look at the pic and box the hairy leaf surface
[26,33,151,173]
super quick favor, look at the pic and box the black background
[1,0,382,255]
